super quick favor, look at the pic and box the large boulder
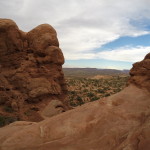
[0,19,68,123]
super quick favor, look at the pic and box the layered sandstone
[0,19,68,123]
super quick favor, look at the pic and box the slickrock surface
[0,19,68,122]
[0,83,150,150]
[0,19,150,150]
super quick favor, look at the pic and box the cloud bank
[65,46,150,62]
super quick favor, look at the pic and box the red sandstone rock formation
[0,54,149,150]
[128,53,150,92]
[0,19,68,123]
[0,19,150,150]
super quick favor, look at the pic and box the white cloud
[56,0,150,55]
[97,46,150,62]
[65,46,150,62]
[0,0,150,62]
[65,52,96,60]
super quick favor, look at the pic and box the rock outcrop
[0,19,68,123]
[129,53,150,92]
[0,19,150,150]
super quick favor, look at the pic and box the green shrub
[0,115,18,127]
[97,89,105,93]
[105,93,111,97]
[76,96,84,105]
[0,116,5,127]
[4,106,14,113]
[91,96,99,101]
[70,91,76,95]
[87,92,94,98]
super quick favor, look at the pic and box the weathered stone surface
[0,84,150,150]
[0,19,68,122]
[41,100,65,118]
[129,53,150,92]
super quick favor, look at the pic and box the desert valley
[64,68,129,107]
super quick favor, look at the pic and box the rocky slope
[0,19,68,123]
[0,19,150,150]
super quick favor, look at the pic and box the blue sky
[65,34,150,69]
[0,0,150,70]
[65,59,132,70]
[100,34,150,50]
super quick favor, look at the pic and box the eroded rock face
[129,53,150,92]
[0,19,68,122]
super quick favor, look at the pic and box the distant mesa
[63,67,129,77]
[0,19,150,150]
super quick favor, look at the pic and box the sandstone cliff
[0,19,68,123]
